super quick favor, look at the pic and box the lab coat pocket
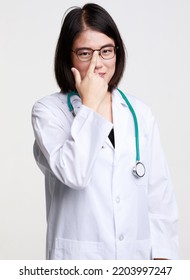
[50,238,104,260]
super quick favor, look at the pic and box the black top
[108,128,115,148]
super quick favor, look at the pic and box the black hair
[54,3,126,93]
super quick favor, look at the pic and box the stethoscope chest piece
[132,161,145,178]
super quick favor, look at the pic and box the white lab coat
[32,89,179,260]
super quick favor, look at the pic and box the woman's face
[71,29,116,85]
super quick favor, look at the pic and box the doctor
[32,3,179,260]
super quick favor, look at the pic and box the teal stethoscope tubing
[67,91,80,113]
[116,88,140,162]
[67,88,145,177]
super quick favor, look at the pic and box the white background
[0,0,189,259]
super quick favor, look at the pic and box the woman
[32,3,179,260]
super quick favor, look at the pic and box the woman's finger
[87,51,98,74]
[71,67,81,86]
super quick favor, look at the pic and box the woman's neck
[97,92,113,123]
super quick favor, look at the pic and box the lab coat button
[116,196,120,203]
[119,235,124,241]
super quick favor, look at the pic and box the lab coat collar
[65,88,129,114]
[112,88,130,107]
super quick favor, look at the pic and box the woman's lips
[98,73,106,78]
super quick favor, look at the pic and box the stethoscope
[67,88,145,178]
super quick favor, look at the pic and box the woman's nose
[95,52,104,68]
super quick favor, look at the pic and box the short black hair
[54,3,126,93]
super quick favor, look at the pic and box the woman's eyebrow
[75,44,115,50]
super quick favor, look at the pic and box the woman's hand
[71,51,108,111]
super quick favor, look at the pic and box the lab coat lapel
[112,90,130,160]
[105,134,115,149]
[70,94,114,149]
[69,91,131,153]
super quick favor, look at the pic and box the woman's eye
[102,48,113,55]
[103,49,110,53]
[78,50,91,57]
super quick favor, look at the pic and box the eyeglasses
[72,45,117,62]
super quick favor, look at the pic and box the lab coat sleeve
[32,100,113,190]
[147,116,179,259]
